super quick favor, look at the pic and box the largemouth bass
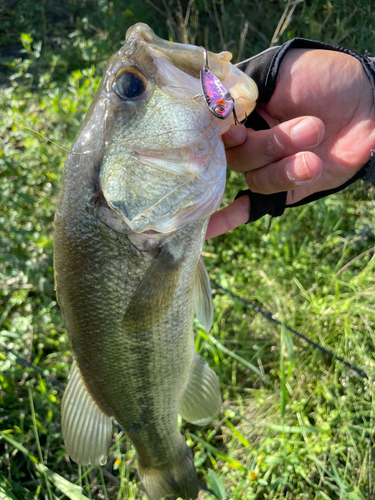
[54,23,257,500]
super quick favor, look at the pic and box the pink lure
[200,49,238,123]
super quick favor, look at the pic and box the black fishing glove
[235,38,375,223]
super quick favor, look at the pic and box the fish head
[70,23,258,234]
[124,23,258,126]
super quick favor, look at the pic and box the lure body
[200,66,234,119]
[200,49,238,123]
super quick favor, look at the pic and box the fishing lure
[199,48,238,124]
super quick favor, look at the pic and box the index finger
[224,116,324,172]
[206,196,250,239]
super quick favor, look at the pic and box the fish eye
[112,68,147,100]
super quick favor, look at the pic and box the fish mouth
[101,153,225,234]
[95,189,172,252]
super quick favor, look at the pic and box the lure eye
[112,68,147,100]
[215,105,225,114]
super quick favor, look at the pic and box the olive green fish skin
[55,204,206,467]
[54,23,231,498]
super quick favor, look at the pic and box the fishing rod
[210,280,370,380]
[0,280,371,392]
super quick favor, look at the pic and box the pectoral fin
[61,361,112,466]
[123,246,182,331]
[193,256,213,332]
[179,351,221,425]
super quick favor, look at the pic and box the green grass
[1,0,375,499]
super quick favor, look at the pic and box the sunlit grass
[2,180,374,500]
[1,0,375,498]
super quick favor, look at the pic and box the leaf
[35,463,90,500]
[266,424,327,434]
[207,469,227,500]
[0,431,37,460]
[0,483,19,500]
[225,420,251,447]
[348,493,365,500]
[20,33,33,43]
[0,433,89,500]
[189,433,245,472]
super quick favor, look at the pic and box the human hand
[207,48,375,239]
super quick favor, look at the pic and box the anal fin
[61,360,112,466]
[179,351,221,426]
[193,256,213,332]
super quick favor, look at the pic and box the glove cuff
[235,190,287,223]
[361,150,375,185]
[238,38,375,103]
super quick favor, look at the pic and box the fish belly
[55,208,206,468]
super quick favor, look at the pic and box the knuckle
[217,210,231,233]
[246,162,287,195]
[263,132,283,160]
[246,170,264,193]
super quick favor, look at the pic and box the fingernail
[222,125,247,147]
[291,118,322,148]
[286,152,313,183]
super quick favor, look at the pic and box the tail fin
[138,444,199,500]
